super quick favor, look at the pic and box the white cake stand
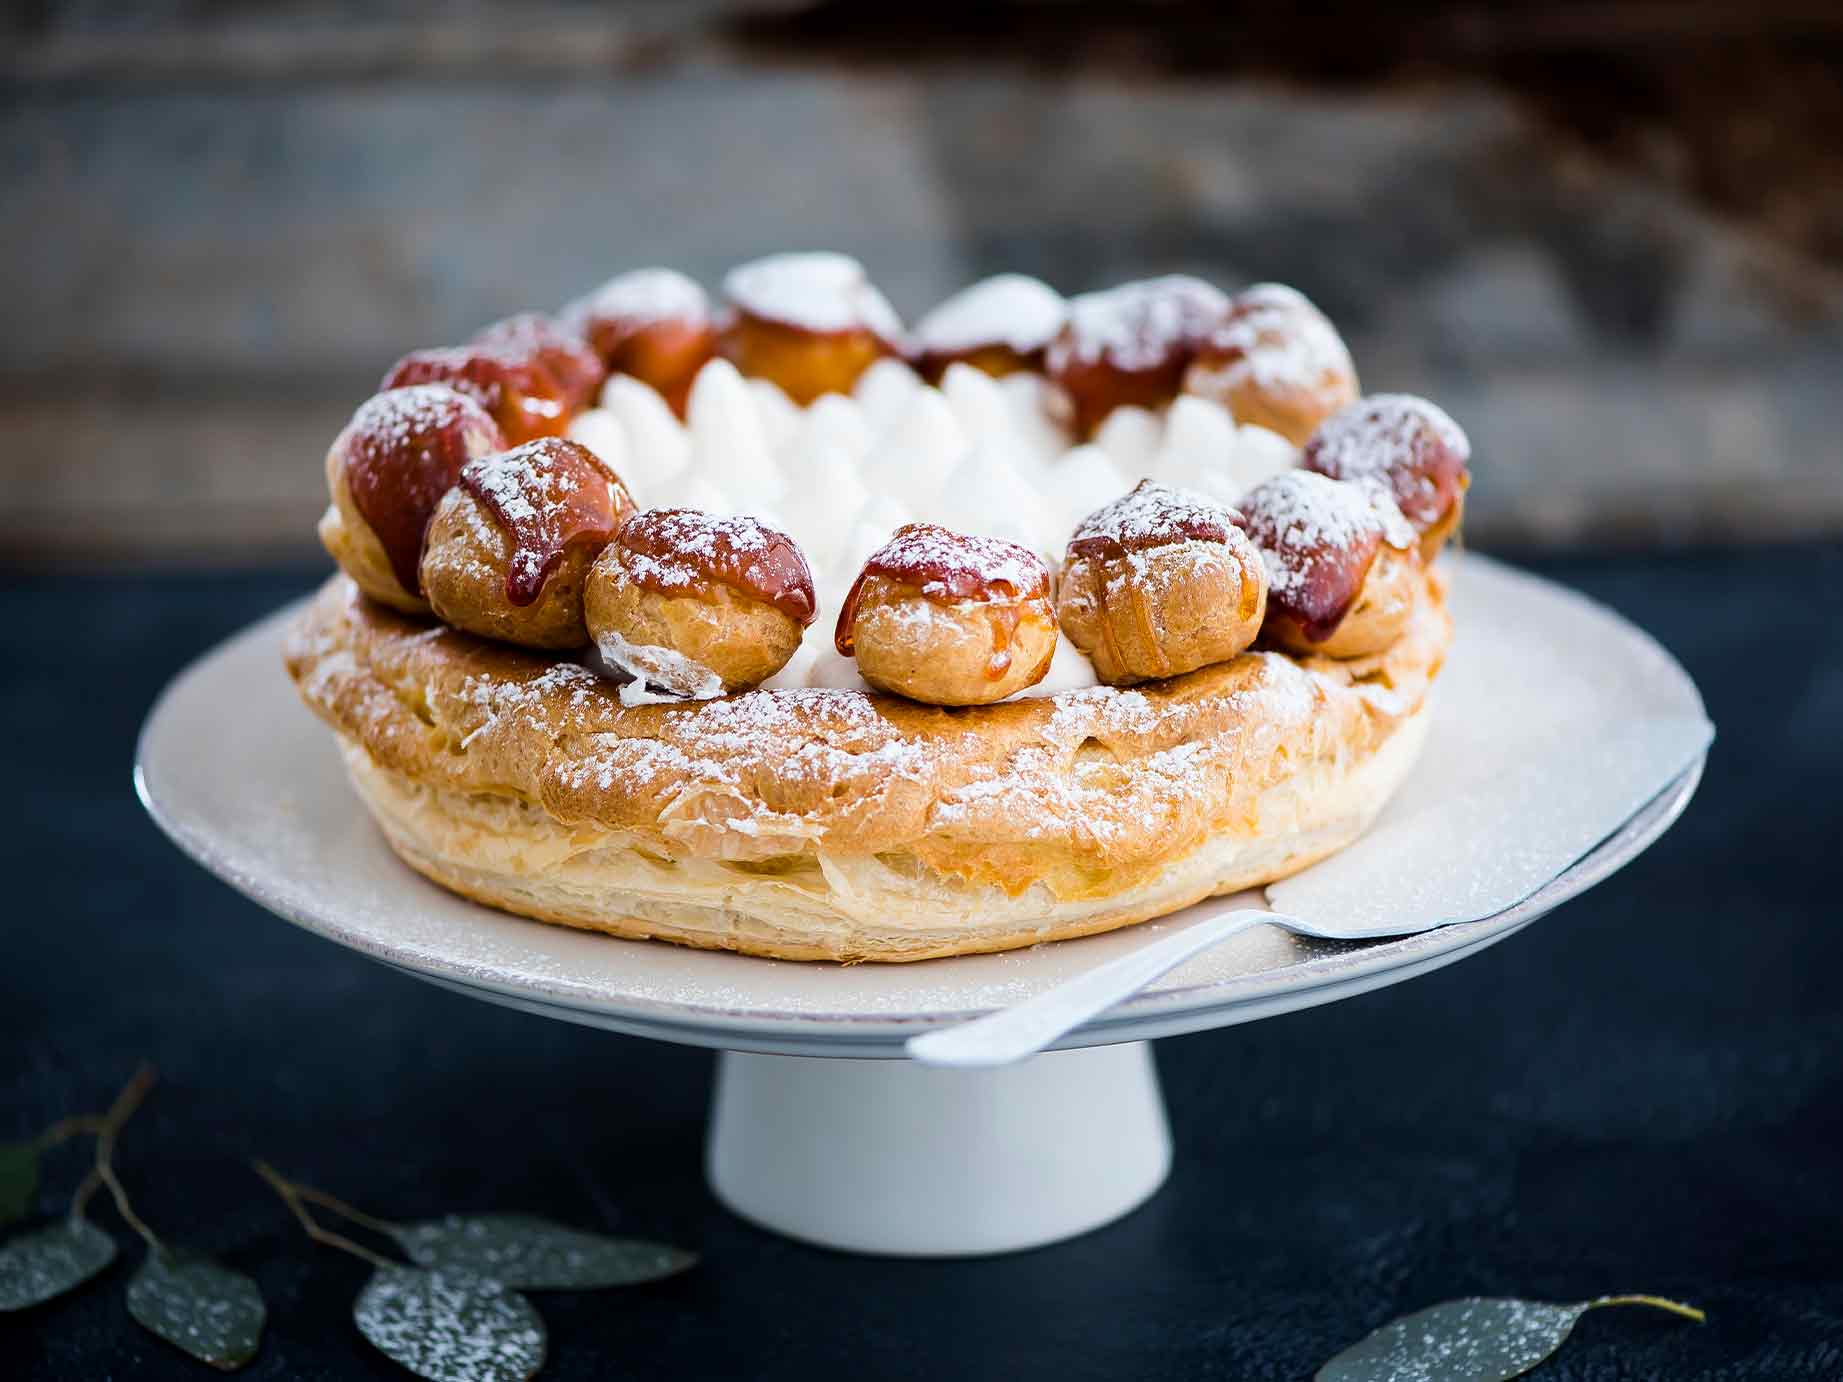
[136,557,1705,1256]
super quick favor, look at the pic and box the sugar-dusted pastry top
[459,438,631,606]
[284,562,1450,890]
[1067,479,1241,557]
[616,508,816,624]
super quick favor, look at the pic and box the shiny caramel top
[1044,276,1231,433]
[1067,480,1241,561]
[1302,393,1471,533]
[559,269,717,417]
[615,508,817,624]
[835,523,1051,656]
[383,344,572,446]
[1238,471,1412,643]
[342,384,505,597]
[472,312,607,409]
[459,438,635,607]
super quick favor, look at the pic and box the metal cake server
[906,712,1713,1068]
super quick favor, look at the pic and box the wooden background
[5,1,1840,564]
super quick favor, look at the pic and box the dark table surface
[4,543,1841,1380]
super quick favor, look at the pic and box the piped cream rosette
[566,354,1298,696]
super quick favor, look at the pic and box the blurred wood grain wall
[3,1,1840,564]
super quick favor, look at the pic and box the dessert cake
[285,254,1469,962]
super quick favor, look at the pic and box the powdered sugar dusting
[1304,393,1471,531]
[864,523,1050,601]
[465,450,555,531]
[618,508,816,623]
[355,383,498,455]
[914,274,1067,356]
[459,437,623,605]
[1069,479,1239,555]
[1238,471,1412,633]
[563,267,709,328]
[1242,470,1413,583]
[724,252,903,341]
[1193,282,1354,393]
[1050,275,1229,371]
[1307,393,1469,474]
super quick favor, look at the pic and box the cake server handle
[905,906,1327,1069]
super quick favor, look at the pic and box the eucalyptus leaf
[0,1216,117,1311]
[1318,1294,1705,1382]
[0,1141,38,1227]
[392,1213,698,1290]
[354,1266,546,1382]
[128,1248,266,1371]
[1317,1298,1588,1382]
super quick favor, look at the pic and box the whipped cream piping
[566,357,1297,698]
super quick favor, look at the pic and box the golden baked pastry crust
[283,564,1450,961]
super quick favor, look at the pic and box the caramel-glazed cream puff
[472,312,607,411]
[319,384,506,614]
[1239,470,1420,659]
[585,509,816,701]
[1057,481,1268,685]
[1303,393,1471,560]
[718,252,902,404]
[420,437,636,649]
[836,524,1057,705]
[1182,283,1358,445]
[911,274,1067,382]
[560,268,717,417]
[382,343,574,446]
[1045,275,1229,436]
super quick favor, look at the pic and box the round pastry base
[137,557,1709,1256]
[707,1042,1170,1256]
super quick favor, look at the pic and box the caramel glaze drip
[383,344,572,446]
[460,438,635,607]
[982,603,1024,678]
[617,508,817,625]
[834,524,1052,678]
[344,386,505,598]
[1238,506,1384,644]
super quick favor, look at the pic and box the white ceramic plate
[137,556,1705,1058]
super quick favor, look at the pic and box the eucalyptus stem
[1588,1293,1707,1324]
[252,1162,398,1270]
[69,1167,104,1222]
[62,1064,159,1250]
[36,1114,107,1150]
[291,1182,404,1236]
[91,1064,161,1251]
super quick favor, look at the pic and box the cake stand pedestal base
[706,1040,1171,1256]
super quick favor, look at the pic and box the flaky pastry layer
[283,570,1449,961]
